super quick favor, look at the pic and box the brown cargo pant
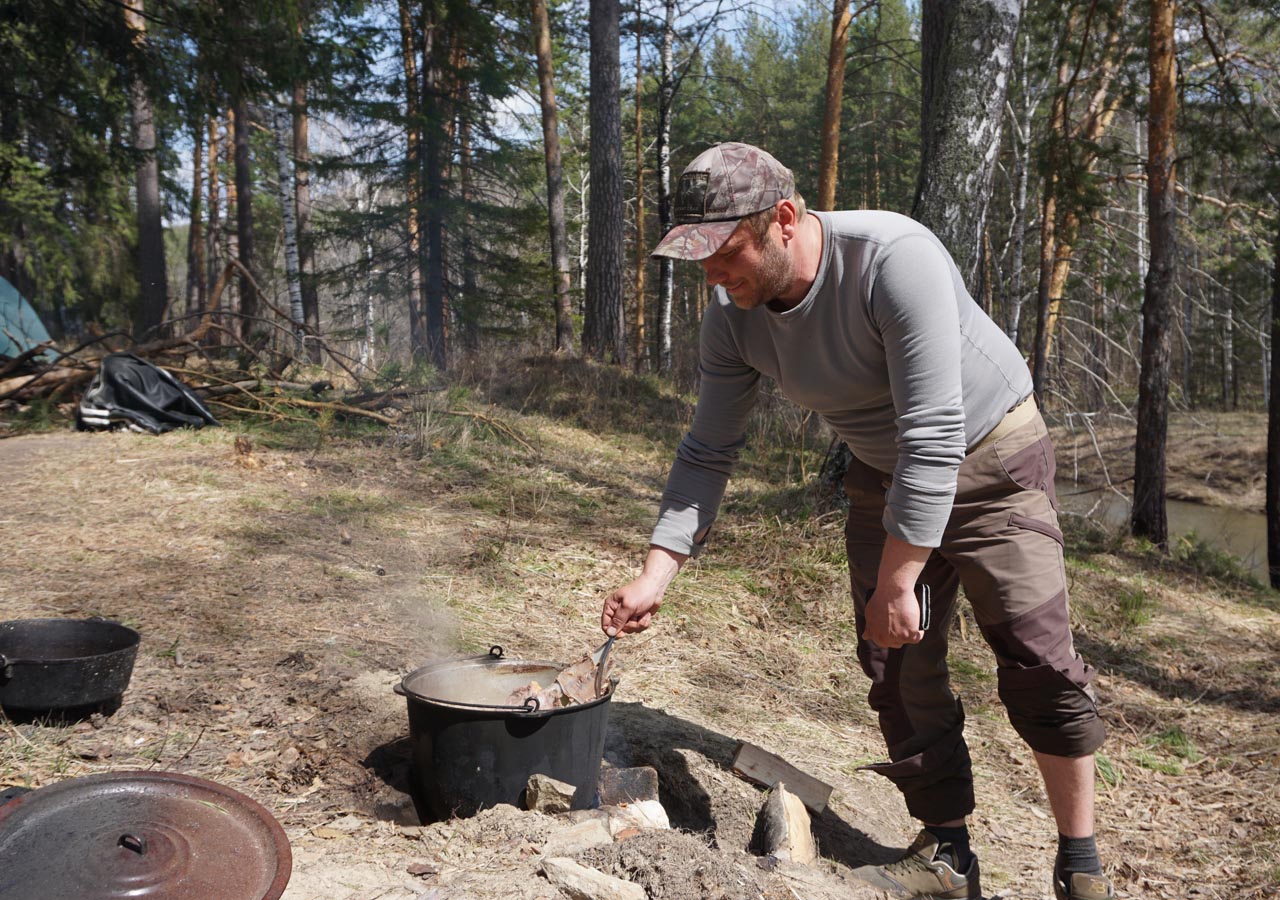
[843,410,1106,824]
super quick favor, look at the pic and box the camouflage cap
[651,142,795,260]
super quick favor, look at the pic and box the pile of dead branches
[1,336,532,449]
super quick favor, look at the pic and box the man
[600,142,1113,900]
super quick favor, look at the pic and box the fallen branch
[444,409,535,452]
[278,396,398,425]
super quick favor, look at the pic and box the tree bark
[1003,9,1032,347]
[273,107,306,354]
[1266,190,1280,587]
[911,0,1021,290]
[583,0,626,364]
[124,0,168,339]
[633,11,647,370]
[817,0,852,211]
[1132,0,1177,549]
[1031,0,1127,401]
[398,0,428,359]
[293,79,320,361]
[186,119,206,321]
[205,115,221,324]
[421,1,448,371]
[531,0,575,354]
[233,95,258,340]
[656,0,675,373]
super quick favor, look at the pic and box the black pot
[395,647,613,821]
[0,618,141,717]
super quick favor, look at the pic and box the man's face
[699,218,793,310]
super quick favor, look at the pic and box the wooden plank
[730,742,833,814]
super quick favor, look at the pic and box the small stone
[605,799,670,835]
[541,818,613,857]
[598,766,659,806]
[526,773,577,814]
[541,857,645,900]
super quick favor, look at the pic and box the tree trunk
[223,109,239,336]
[1132,0,1177,549]
[531,0,575,354]
[205,115,221,322]
[399,0,428,359]
[817,0,852,211]
[186,120,206,321]
[459,80,478,350]
[273,107,306,354]
[233,96,258,341]
[633,12,647,370]
[124,0,168,339]
[1266,186,1280,588]
[1004,15,1032,347]
[911,0,1021,290]
[583,0,626,364]
[656,0,675,373]
[293,79,320,361]
[421,1,448,371]
[1030,1,1127,401]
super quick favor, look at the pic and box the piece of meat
[555,654,598,705]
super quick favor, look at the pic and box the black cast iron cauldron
[395,646,613,821]
[0,618,141,716]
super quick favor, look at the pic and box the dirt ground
[1,381,1278,900]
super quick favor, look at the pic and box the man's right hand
[864,584,925,649]
[601,545,685,636]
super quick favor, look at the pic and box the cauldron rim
[397,653,614,717]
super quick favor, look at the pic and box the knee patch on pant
[860,716,976,823]
[997,663,1106,756]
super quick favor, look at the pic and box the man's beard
[728,230,794,309]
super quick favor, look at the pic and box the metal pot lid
[0,771,291,900]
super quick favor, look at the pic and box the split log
[750,782,817,865]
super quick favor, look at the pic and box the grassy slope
[3,355,1278,898]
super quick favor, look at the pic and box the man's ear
[775,198,799,241]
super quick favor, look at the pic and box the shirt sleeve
[650,298,759,557]
[868,235,968,548]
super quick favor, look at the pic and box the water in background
[1055,480,1267,578]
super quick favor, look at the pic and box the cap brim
[650,220,740,261]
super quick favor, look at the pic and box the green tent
[0,275,54,358]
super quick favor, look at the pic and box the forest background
[4,0,1280,570]
[4,3,1280,899]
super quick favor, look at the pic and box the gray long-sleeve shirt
[651,210,1032,555]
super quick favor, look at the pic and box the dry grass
[2,357,1279,899]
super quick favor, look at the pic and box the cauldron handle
[0,653,23,679]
